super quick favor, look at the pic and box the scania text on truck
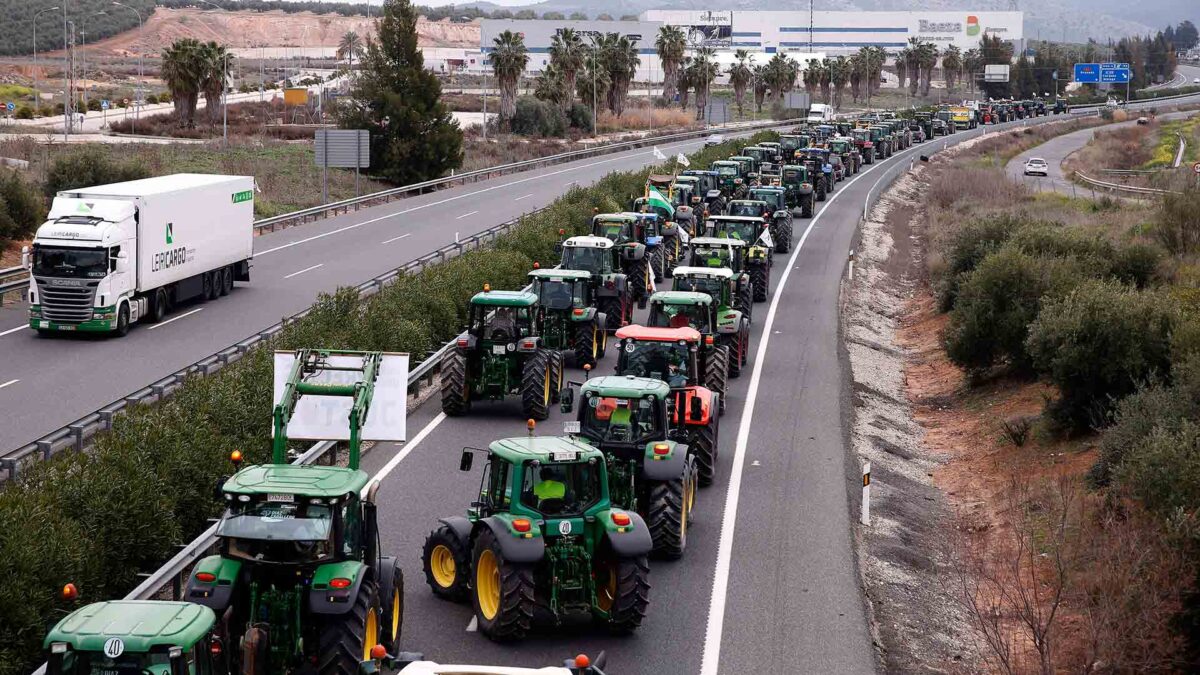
[22,174,254,336]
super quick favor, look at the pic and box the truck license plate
[58,325,75,331]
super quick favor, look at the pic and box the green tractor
[686,237,755,319]
[747,186,795,253]
[591,212,653,309]
[681,169,727,214]
[729,155,759,185]
[612,325,724,472]
[186,349,407,675]
[828,137,861,176]
[780,165,816,218]
[46,601,229,675]
[701,216,773,303]
[559,235,634,330]
[648,287,750,378]
[710,160,746,199]
[420,435,652,640]
[440,288,561,420]
[779,134,805,162]
[528,268,608,369]
[559,376,700,558]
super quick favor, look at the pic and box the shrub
[1114,420,1200,518]
[38,106,54,118]
[159,91,173,103]
[1110,241,1163,288]
[0,170,45,248]
[936,214,1023,310]
[86,99,101,112]
[567,102,592,131]
[944,249,1091,376]
[13,105,32,120]
[144,93,159,104]
[1026,280,1180,432]
[44,146,151,198]
[510,96,568,137]
[1152,186,1200,255]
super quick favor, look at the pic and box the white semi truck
[23,173,254,336]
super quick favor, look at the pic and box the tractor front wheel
[645,478,688,559]
[472,528,535,641]
[520,349,553,421]
[750,264,769,303]
[594,552,650,634]
[422,524,470,601]
[440,349,470,416]
[317,578,378,675]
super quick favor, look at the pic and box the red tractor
[612,325,723,485]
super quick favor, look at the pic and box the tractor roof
[592,213,636,224]
[650,290,712,305]
[488,435,602,465]
[647,174,674,184]
[615,325,701,343]
[729,155,754,161]
[781,164,806,171]
[711,160,739,166]
[470,290,538,307]
[581,375,672,399]
[751,186,786,193]
[222,464,371,498]
[691,236,748,248]
[682,169,718,175]
[45,601,216,653]
[672,266,735,280]
[563,235,613,249]
[673,175,699,183]
[759,141,782,147]
[528,268,591,281]
[721,204,767,211]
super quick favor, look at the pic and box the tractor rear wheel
[422,525,469,601]
[736,280,754,319]
[440,349,470,416]
[549,351,564,404]
[645,478,687,559]
[594,552,650,634]
[727,333,744,379]
[705,346,729,415]
[573,322,601,368]
[750,264,769,303]
[627,259,650,308]
[650,247,665,283]
[774,219,791,254]
[317,578,378,675]
[599,296,625,330]
[801,196,814,218]
[472,528,535,641]
[691,405,720,486]
[520,349,553,420]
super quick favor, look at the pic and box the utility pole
[63,3,70,140]
[808,0,814,55]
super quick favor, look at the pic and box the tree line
[2,0,154,57]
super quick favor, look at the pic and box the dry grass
[1061,125,1153,178]
[597,106,698,133]
[108,100,315,140]
[459,132,582,173]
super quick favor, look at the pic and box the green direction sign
[232,190,253,204]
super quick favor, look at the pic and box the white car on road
[704,133,725,147]
[1194,77,1200,84]
[1023,157,1049,176]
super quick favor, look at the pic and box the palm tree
[895,48,909,91]
[161,38,204,127]
[489,30,528,129]
[655,25,686,105]
[534,63,570,108]
[801,58,820,98]
[962,48,983,93]
[596,32,639,116]
[727,49,752,115]
[866,46,886,98]
[848,54,863,103]
[337,31,364,79]
[199,42,232,124]
[830,56,849,110]
[678,56,693,110]
[905,38,922,96]
[576,58,611,120]
[818,58,833,104]
[942,45,963,94]
[691,47,720,121]
[915,42,939,97]
[752,64,768,112]
[764,53,796,103]
[548,28,584,108]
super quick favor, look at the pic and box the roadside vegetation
[0,130,776,675]
[902,119,1200,672]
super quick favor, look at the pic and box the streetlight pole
[111,2,144,134]
[79,11,107,110]
[33,6,60,114]
[63,3,70,140]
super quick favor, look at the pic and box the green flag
[646,186,675,218]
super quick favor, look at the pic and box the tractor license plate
[552,450,578,462]
[492,345,506,356]
[267,493,295,503]
[563,421,581,434]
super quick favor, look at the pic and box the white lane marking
[364,412,447,489]
[146,307,204,331]
[465,616,478,632]
[253,136,722,257]
[284,264,324,279]
[564,180,578,187]
[699,150,889,675]
[0,325,27,337]
[0,379,19,390]
[456,211,478,220]
[514,193,533,201]
[382,233,412,244]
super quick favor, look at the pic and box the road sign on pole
[1073,63,1099,83]
[101,99,109,110]
[5,102,13,113]
[1193,161,1200,174]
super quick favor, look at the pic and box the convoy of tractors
[41,114,952,674]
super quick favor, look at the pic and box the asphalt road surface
[0,128,778,456]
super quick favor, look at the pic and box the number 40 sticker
[103,638,125,658]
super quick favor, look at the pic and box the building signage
[918,19,962,33]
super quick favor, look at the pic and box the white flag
[653,146,666,160]
[676,152,691,167]
[759,229,775,249]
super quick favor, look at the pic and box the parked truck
[24,173,255,336]
[806,103,833,124]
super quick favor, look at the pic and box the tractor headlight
[51,643,68,655]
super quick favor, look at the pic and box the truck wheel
[520,349,552,421]
[440,349,470,416]
[200,272,213,302]
[594,551,649,634]
[422,525,469,601]
[704,346,729,414]
[690,405,720,486]
[378,561,404,652]
[317,578,378,675]
[599,297,625,330]
[573,322,600,368]
[148,289,167,324]
[750,264,769,303]
[472,528,535,641]
[220,266,233,296]
[645,478,688,559]
[114,303,130,337]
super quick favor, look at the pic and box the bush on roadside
[1114,420,1200,518]
[43,146,151,198]
[567,102,593,131]
[0,169,46,248]
[510,96,568,137]
[145,93,159,104]
[38,106,53,118]
[935,214,1023,310]
[1152,186,1200,255]
[14,105,32,120]
[1026,280,1180,432]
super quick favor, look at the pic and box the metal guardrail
[1074,170,1180,196]
[1175,132,1187,169]
[0,265,26,304]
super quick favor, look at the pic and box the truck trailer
[24,173,254,336]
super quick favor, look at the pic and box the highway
[0,129,774,458]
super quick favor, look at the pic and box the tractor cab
[466,290,538,345]
[748,187,788,214]
[528,268,608,367]
[741,146,775,173]
[723,200,771,222]
[646,288,752,381]
[591,213,643,248]
[560,236,617,276]
[671,266,736,305]
[530,269,591,315]
[648,291,714,334]
[614,325,703,389]
[46,601,224,675]
[710,160,744,195]
[729,155,758,182]
[680,169,722,205]
[778,135,804,161]
[689,237,747,273]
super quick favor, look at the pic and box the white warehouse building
[480,11,1022,81]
